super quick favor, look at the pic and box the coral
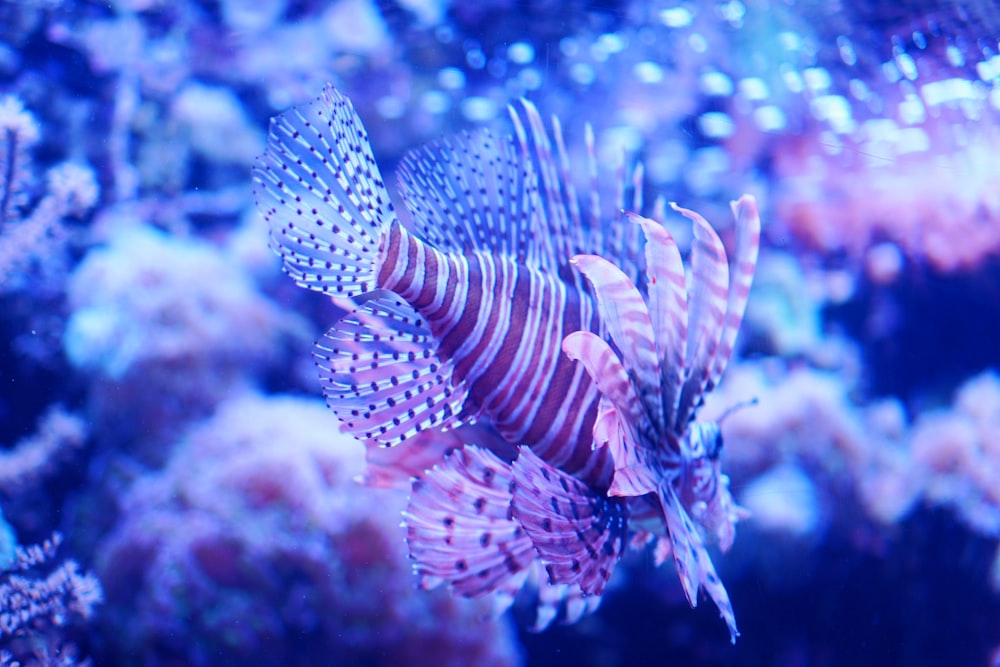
[738,464,821,537]
[910,370,1000,538]
[171,82,264,166]
[0,533,102,666]
[740,250,824,357]
[705,360,1000,594]
[0,96,98,294]
[0,408,87,496]
[95,393,522,667]
[62,226,296,458]
[705,359,921,530]
[773,126,1000,275]
[0,96,38,225]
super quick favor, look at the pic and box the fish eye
[707,430,723,460]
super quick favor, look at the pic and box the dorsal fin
[314,292,469,445]
[397,127,548,268]
[509,100,646,288]
[399,100,647,284]
[507,101,577,269]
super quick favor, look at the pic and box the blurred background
[0,0,998,664]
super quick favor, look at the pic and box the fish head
[680,420,744,553]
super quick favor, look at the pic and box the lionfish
[253,85,760,640]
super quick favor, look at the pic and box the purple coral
[0,408,87,495]
[62,226,297,457]
[94,393,522,667]
[0,96,98,294]
[0,533,102,667]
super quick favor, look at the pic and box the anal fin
[358,421,517,489]
[357,427,465,489]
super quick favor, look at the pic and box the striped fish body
[374,220,609,481]
[254,85,623,483]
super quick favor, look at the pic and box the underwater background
[1,0,999,665]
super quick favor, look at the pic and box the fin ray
[314,293,469,445]
[567,254,663,427]
[629,212,688,432]
[511,447,629,596]
[674,204,730,428]
[398,128,541,267]
[253,85,394,297]
[404,445,536,601]
[659,483,739,642]
[709,195,761,390]
[561,331,644,428]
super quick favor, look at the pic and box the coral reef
[62,225,298,458]
[95,393,521,667]
[706,360,1000,592]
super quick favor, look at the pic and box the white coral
[0,96,40,146]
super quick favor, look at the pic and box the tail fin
[252,85,396,298]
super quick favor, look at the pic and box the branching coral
[0,532,102,667]
[0,408,87,495]
[0,96,98,294]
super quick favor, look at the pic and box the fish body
[371,221,607,481]
[253,86,759,638]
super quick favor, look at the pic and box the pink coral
[772,118,1000,275]
[705,360,922,528]
[63,226,296,457]
[910,371,1000,536]
[705,360,1000,595]
[95,392,522,667]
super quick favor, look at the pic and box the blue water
[1,1,998,665]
